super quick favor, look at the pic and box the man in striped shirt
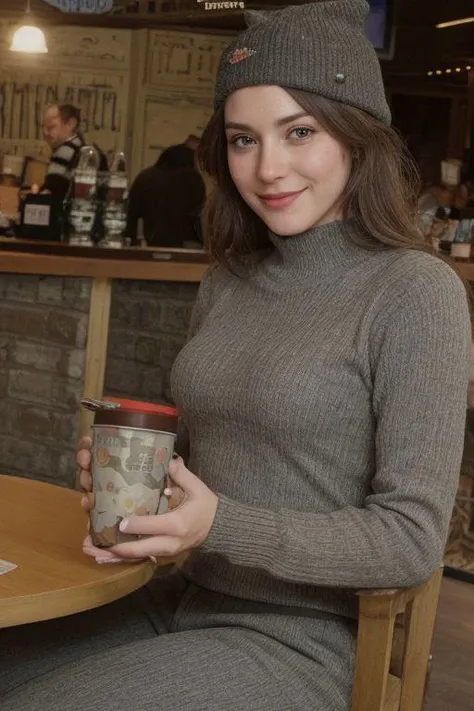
[42,104,85,201]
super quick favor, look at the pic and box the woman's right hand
[77,436,95,512]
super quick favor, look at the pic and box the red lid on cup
[94,397,179,434]
[103,396,178,418]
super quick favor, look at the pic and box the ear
[244,9,268,26]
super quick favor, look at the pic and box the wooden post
[447,98,468,161]
[468,71,474,167]
[78,277,112,441]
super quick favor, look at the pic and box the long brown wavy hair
[198,88,427,271]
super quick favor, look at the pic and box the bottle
[102,150,128,249]
[67,145,100,247]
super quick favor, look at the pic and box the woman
[1,2,470,710]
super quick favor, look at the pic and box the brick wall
[0,274,198,487]
[0,275,90,487]
[105,280,198,403]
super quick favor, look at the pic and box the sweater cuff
[201,495,280,569]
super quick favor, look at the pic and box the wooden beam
[78,277,112,440]
[469,70,474,151]
[0,250,208,282]
[448,97,469,160]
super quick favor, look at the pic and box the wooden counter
[0,238,209,441]
[0,238,209,282]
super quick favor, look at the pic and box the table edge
[0,475,157,628]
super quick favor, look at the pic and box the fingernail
[95,557,123,565]
[119,519,128,532]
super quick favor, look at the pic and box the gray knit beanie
[214,0,391,125]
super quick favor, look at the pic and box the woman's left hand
[83,457,218,564]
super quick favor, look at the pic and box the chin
[260,214,325,237]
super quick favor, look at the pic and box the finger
[82,534,118,559]
[83,535,148,565]
[79,469,92,492]
[77,448,91,471]
[167,457,201,494]
[81,492,95,511]
[166,485,185,511]
[111,536,182,560]
[119,511,185,537]
[78,436,92,452]
[83,538,132,565]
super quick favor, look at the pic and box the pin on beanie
[214,0,391,125]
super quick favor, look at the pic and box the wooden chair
[352,567,443,711]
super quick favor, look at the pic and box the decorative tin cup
[82,397,179,548]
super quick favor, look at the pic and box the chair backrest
[351,567,443,711]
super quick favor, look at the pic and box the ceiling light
[436,17,474,29]
[10,0,48,54]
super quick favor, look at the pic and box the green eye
[291,127,313,139]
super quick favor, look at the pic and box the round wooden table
[0,475,157,628]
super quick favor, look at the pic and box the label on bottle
[23,204,50,226]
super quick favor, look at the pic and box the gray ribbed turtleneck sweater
[171,220,471,619]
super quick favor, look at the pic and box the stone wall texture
[105,280,198,404]
[0,274,198,487]
[0,274,90,488]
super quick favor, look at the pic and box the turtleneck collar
[259,219,371,284]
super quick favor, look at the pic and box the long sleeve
[201,264,471,589]
[41,173,70,202]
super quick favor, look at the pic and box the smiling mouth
[257,188,307,208]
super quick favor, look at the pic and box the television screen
[366,0,396,59]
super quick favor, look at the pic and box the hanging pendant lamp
[10,0,48,54]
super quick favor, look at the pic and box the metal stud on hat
[335,73,346,83]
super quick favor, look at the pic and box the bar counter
[0,239,209,475]
[0,238,208,281]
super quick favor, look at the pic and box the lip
[257,188,306,209]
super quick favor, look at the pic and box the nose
[256,141,288,183]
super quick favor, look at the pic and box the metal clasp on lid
[80,398,122,412]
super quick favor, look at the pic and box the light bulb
[10,25,48,54]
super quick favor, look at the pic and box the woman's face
[225,86,351,236]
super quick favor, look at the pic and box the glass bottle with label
[67,145,100,246]
[102,150,128,249]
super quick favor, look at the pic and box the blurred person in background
[126,140,206,248]
[42,103,108,202]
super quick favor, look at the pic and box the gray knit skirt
[0,572,356,711]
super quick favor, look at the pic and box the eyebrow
[225,111,312,131]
